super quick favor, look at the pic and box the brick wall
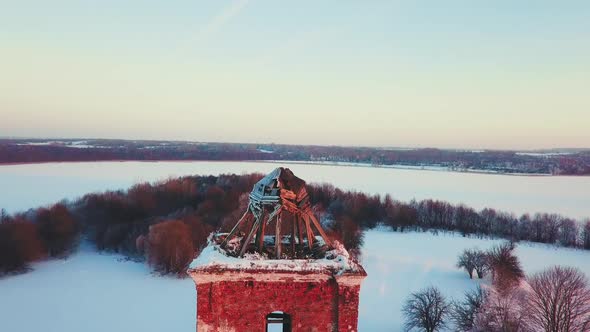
[191,270,364,332]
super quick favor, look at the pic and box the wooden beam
[303,214,314,250]
[221,207,250,247]
[290,215,296,257]
[296,215,304,248]
[255,214,267,253]
[275,212,282,258]
[238,217,261,257]
[307,213,332,247]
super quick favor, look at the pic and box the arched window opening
[266,311,291,332]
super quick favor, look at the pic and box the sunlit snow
[1,231,590,331]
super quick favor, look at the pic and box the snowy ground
[358,230,590,331]
[0,244,195,332]
[2,230,589,332]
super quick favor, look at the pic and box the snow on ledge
[188,237,363,276]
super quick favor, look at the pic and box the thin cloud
[195,0,250,43]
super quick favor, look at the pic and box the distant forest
[1,173,589,276]
[1,138,590,175]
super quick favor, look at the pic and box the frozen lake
[1,161,589,220]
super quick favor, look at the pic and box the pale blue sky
[1,1,589,149]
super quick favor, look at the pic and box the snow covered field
[359,230,590,331]
[1,230,589,331]
[1,162,589,331]
[1,161,589,219]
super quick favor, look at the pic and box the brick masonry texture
[190,269,365,332]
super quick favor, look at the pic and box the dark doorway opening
[266,311,291,332]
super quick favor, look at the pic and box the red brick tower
[187,168,367,331]
[188,241,366,332]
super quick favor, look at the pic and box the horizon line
[1,136,589,153]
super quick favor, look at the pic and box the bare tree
[473,250,490,279]
[558,218,578,247]
[457,249,477,279]
[583,220,590,250]
[402,286,450,332]
[458,248,489,279]
[451,286,488,331]
[526,266,590,332]
[487,242,524,293]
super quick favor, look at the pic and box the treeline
[0,142,275,164]
[0,174,262,275]
[308,183,590,249]
[2,173,589,276]
[2,139,590,175]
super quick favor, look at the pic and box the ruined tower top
[219,167,333,259]
[189,168,365,275]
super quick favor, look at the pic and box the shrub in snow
[487,242,524,294]
[402,286,449,332]
[450,286,488,331]
[526,266,590,332]
[146,220,194,276]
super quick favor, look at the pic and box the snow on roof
[189,237,363,276]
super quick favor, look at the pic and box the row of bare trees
[75,174,260,275]
[308,183,590,250]
[404,244,590,331]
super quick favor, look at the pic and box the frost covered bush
[487,242,524,293]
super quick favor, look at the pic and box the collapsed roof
[221,167,332,259]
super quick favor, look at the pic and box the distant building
[187,168,367,332]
